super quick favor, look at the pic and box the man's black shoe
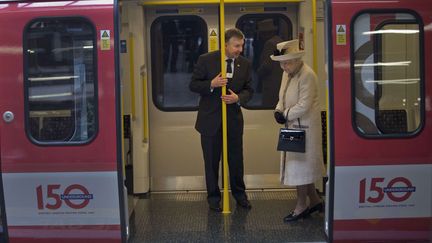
[237,199,252,209]
[209,203,222,212]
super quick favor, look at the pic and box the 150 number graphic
[359,177,416,203]
[36,184,93,210]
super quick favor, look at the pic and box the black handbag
[277,118,305,153]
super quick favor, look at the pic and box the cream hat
[270,39,305,61]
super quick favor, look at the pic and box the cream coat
[275,63,325,186]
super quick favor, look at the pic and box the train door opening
[121,2,328,242]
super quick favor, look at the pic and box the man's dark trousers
[201,128,246,205]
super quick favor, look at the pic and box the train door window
[24,18,97,143]
[236,14,293,109]
[150,16,207,111]
[352,12,423,136]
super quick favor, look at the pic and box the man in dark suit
[256,19,283,108]
[189,28,253,212]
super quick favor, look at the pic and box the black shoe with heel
[283,208,309,222]
[308,201,324,215]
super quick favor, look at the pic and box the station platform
[127,190,326,242]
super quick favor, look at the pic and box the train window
[150,16,207,111]
[24,18,97,144]
[352,12,423,136]
[236,14,293,109]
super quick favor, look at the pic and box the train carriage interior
[119,1,328,242]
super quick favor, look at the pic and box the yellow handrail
[140,0,302,6]
[141,66,149,142]
[312,0,317,73]
[219,0,230,215]
[129,33,136,119]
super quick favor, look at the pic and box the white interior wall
[120,9,131,167]
[121,0,150,193]
[300,0,327,111]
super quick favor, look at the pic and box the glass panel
[376,23,421,133]
[353,13,422,136]
[25,18,97,143]
[236,14,293,109]
[150,16,207,111]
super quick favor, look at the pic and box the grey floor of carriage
[127,191,327,243]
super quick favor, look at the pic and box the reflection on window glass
[25,18,97,143]
[151,16,207,111]
[353,13,422,136]
[236,14,292,109]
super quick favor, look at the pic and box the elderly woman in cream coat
[271,39,325,222]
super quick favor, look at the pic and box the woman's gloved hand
[274,111,286,124]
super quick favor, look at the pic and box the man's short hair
[225,28,245,43]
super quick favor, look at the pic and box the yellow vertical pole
[312,0,317,73]
[129,33,136,119]
[141,66,149,143]
[219,0,230,214]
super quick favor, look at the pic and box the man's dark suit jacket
[190,50,253,136]
[257,35,283,108]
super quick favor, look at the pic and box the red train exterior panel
[0,1,124,242]
[330,0,432,242]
